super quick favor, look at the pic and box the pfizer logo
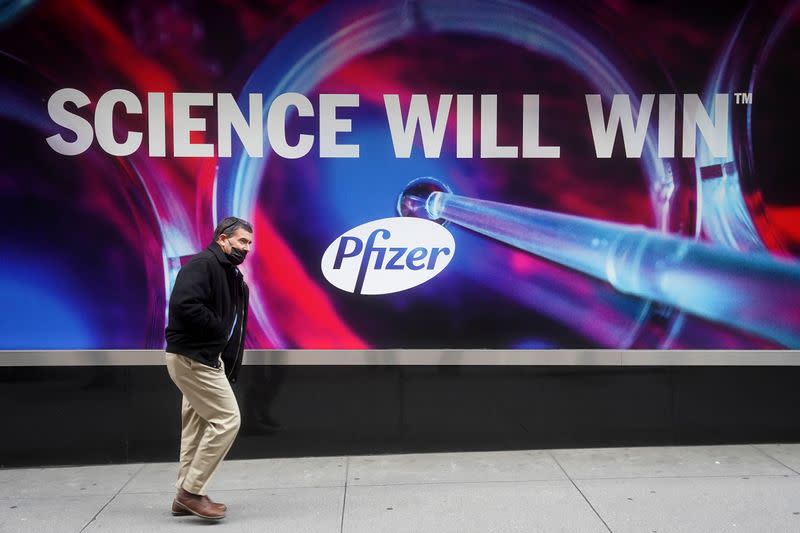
[321,217,455,295]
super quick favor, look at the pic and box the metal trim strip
[0,350,797,366]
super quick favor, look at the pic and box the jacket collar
[208,242,233,267]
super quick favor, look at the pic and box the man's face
[220,228,253,256]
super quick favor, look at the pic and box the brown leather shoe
[173,488,225,519]
[203,494,227,512]
[172,493,227,515]
[171,499,190,516]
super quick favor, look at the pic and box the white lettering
[45,88,94,156]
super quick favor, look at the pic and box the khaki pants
[165,353,241,495]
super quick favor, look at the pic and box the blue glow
[318,123,454,230]
[513,339,558,349]
[0,0,34,27]
[0,265,93,349]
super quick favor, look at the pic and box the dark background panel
[671,367,800,443]
[0,367,130,465]
[1,365,800,468]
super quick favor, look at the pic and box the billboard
[1,0,799,351]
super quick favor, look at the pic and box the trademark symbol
[734,92,753,105]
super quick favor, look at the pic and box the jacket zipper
[226,280,245,380]
[227,319,244,380]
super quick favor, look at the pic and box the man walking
[164,216,252,520]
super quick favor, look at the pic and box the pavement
[2,444,800,532]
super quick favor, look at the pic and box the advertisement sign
[1,0,799,351]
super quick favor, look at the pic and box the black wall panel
[2,366,799,468]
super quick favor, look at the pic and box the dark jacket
[165,243,249,383]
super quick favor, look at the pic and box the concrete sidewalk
[2,444,800,532]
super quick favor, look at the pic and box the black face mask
[227,247,247,265]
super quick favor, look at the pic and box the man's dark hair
[214,216,253,240]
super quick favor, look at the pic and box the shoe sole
[172,499,225,520]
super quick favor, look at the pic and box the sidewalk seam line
[749,445,800,476]
[78,464,145,532]
[340,456,350,533]
[549,452,613,533]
